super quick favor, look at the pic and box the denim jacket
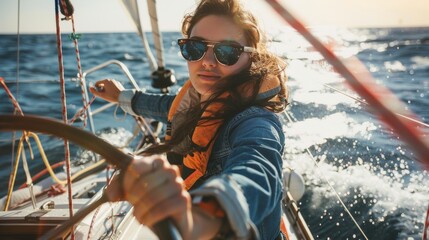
[119,90,285,240]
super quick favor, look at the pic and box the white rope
[20,146,37,209]
[146,0,165,68]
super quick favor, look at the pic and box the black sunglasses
[177,38,255,66]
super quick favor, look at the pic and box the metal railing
[80,60,142,133]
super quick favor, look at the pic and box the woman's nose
[201,47,217,68]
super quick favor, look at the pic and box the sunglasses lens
[179,40,207,61]
[178,39,245,66]
[215,43,241,66]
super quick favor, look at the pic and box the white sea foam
[285,150,429,237]
[384,61,407,72]
[411,56,429,69]
[284,112,376,152]
[97,127,134,149]
[278,26,429,238]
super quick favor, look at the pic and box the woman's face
[187,15,251,100]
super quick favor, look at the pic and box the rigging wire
[3,79,73,84]
[9,0,21,199]
[54,0,74,239]
[283,111,369,239]
[323,84,429,128]
[15,0,20,97]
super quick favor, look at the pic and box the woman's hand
[105,155,193,239]
[89,79,125,103]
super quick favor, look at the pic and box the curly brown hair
[143,0,288,155]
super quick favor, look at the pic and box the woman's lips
[197,72,221,81]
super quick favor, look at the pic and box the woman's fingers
[137,189,191,227]
[105,155,169,202]
[104,174,125,202]
[125,159,191,232]
[123,156,165,190]
[107,155,191,237]
[89,79,124,103]
[132,167,183,217]
[134,181,192,240]
[127,162,173,205]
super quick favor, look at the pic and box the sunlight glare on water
[278,26,429,239]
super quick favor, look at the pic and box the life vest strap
[183,169,204,190]
[280,215,290,240]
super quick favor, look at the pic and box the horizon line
[1,25,429,35]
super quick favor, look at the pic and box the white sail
[120,0,157,72]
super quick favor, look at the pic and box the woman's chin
[193,83,216,97]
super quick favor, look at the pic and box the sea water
[0,28,428,239]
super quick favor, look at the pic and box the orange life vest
[166,77,282,190]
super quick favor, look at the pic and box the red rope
[264,0,429,169]
[87,169,114,240]
[18,161,65,189]
[0,78,24,116]
[70,15,88,128]
[69,95,96,124]
[55,1,74,239]
[58,0,88,128]
[87,204,102,240]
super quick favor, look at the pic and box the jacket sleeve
[118,89,175,123]
[190,112,285,239]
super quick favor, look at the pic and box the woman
[91,0,288,239]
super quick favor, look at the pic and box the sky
[0,0,428,34]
